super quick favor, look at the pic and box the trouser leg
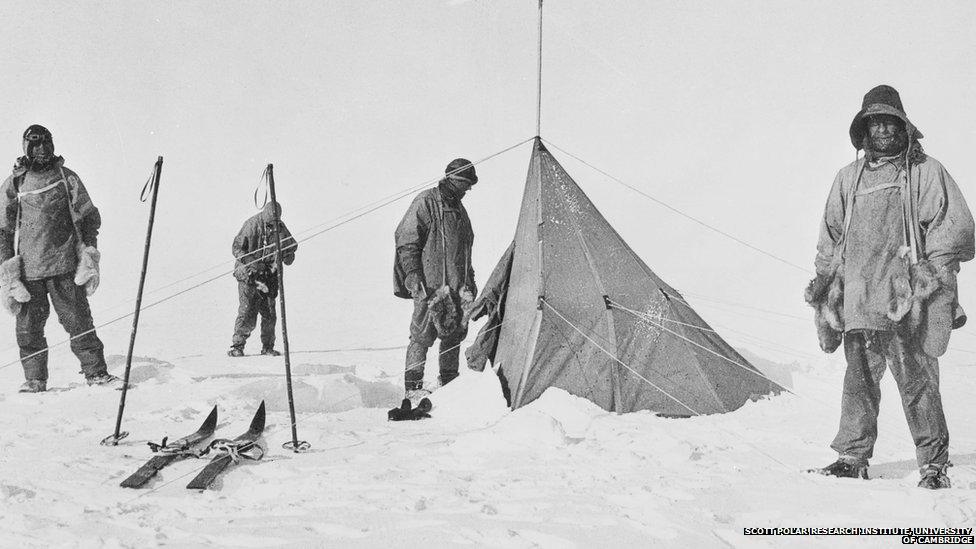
[16,278,51,382]
[888,332,949,468]
[259,294,277,349]
[406,297,436,391]
[438,324,468,386]
[830,331,888,463]
[47,273,106,378]
[232,282,260,349]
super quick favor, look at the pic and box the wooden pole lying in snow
[266,164,309,453]
[102,156,164,446]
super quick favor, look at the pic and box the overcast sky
[1,1,974,373]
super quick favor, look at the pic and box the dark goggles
[24,132,52,143]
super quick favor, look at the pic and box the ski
[119,405,218,488]
[186,401,266,490]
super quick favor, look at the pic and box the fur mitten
[74,244,100,296]
[428,285,461,337]
[0,255,31,315]
[913,262,953,358]
[908,260,940,330]
[804,266,844,353]
[459,286,476,325]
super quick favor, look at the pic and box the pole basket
[282,440,311,453]
[100,431,130,446]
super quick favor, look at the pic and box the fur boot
[73,243,100,296]
[0,255,31,315]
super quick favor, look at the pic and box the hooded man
[0,125,118,392]
[228,201,296,357]
[807,85,974,489]
[394,158,478,401]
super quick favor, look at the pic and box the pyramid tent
[467,138,782,416]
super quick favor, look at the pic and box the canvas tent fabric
[467,138,782,416]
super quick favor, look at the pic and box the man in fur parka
[228,201,296,357]
[806,85,974,489]
[0,125,118,393]
[393,158,478,402]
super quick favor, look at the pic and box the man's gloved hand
[234,263,256,282]
[459,286,475,305]
[255,280,270,293]
[73,245,100,296]
[405,272,427,301]
[804,272,832,305]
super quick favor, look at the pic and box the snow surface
[1,346,976,548]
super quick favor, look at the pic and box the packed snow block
[291,363,357,375]
[344,375,401,408]
[106,355,176,384]
[0,255,30,315]
[73,244,100,296]
[234,374,399,413]
[427,368,509,428]
[521,388,606,439]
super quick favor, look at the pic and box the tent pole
[535,0,543,138]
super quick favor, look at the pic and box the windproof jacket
[393,183,475,299]
[0,157,99,279]
[232,211,296,282]
[815,153,974,355]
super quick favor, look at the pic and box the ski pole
[102,156,163,446]
[266,164,310,452]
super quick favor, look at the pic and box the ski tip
[202,405,219,432]
[249,401,266,433]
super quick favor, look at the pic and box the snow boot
[811,458,868,479]
[918,463,951,490]
[86,372,122,388]
[18,379,46,393]
[227,347,245,357]
[260,347,281,356]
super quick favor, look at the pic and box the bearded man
[806,85,974,489]
[0,125,118,392]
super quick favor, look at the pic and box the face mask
[23,131,55,169]
[869,129,908,156]
[445,178,473,199]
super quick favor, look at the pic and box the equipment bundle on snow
[466,139,782,416]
